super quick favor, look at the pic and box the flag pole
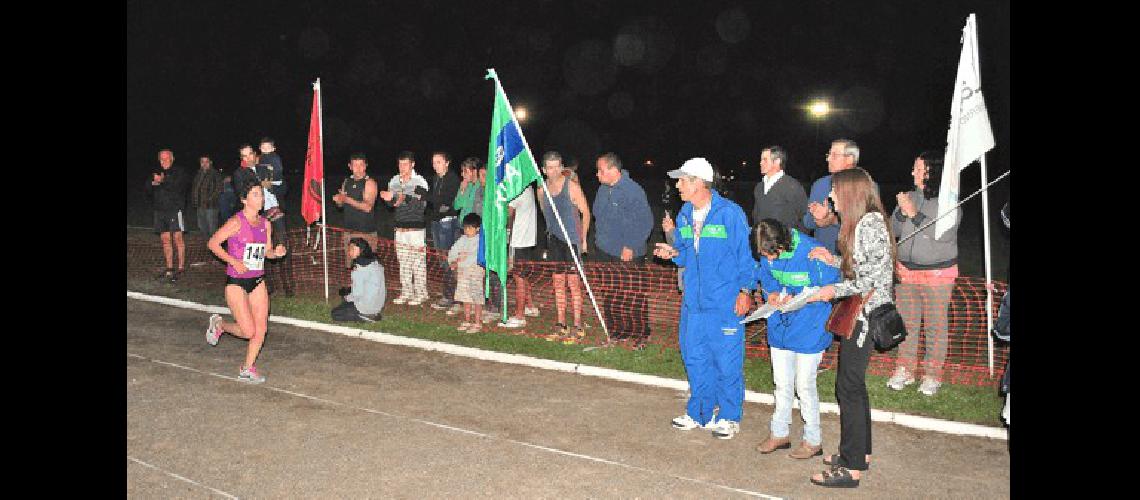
[317,78,330,304]
[488,71,610,340]
[970,14,996,377]
[981,154,995,377]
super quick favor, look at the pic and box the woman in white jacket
[332,237,386,322]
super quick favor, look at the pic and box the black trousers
[836,321,873,471]
[331,300,364,322]
[590,249,650,342]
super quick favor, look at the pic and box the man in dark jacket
[149,149,188,283]
[191,155,224,237]
[751,145,807,233]
[591,152,654,346]
[424,151,462,310]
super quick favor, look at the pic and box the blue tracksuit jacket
[754,229,841,354]
[670,191,757,425]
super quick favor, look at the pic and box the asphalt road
[127,298,1009,498]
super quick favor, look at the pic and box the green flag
[482,69,540,316]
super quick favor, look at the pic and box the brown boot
[789,441,824,459]
[756,435,792,454]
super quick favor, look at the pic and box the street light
[514,106,529,123]
[808,100,830,119]
[806,99,831,145]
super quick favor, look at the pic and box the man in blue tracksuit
[654,158,756,440]
[751,218,841,459]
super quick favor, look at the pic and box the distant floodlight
[808,100,830,119]
[514,106,529,123]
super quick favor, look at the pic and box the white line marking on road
[128,352,781,499]
[127,456,240,499]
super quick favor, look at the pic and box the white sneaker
[206,314,223,346]
[671,414,703,430]
[406,296,427,306]
[524,306,540,317]
[498,317,527,328]
[238,365,266,384]
[918,377,942,396]
[886,367,916,391]
[392,295,410,305]
[445,303,463,316]
[709,419,740,440]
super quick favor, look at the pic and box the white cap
[667,157,715,183]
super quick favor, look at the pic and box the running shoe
[886,367,916,391]
[445,303,463,316]
[918,377,942,396]
[524,306,540,317]
[206,314,223,346]
[406,295,428,306]
[671,414,703,430]
[238,365,266,384]
[498,317,526,328]
[709,419,741,440]
[392,295,410,305]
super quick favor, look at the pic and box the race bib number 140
[243,243,266,271]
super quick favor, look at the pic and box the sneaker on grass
[524,306,540,317]
[709,419,740,440]
[445,303,463,316]
[886,366,916,391]
[392,295,410,305]
[206,314,223,346]
[238,365,265,384]
[498,317,526,328]
[918,377,942,396]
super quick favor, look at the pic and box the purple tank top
[226,212,268,278]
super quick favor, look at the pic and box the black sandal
[810,465,860,488]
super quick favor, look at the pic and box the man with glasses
[803,139,859,254]
[802,139,859,372]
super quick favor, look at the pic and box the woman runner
[204,180,287,383]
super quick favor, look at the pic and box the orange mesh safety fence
[127,225,1008,387]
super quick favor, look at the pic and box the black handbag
[867,302,908,352]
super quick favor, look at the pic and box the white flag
[935,13,995,239]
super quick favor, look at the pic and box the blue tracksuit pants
[679,306,746,424]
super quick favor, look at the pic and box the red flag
[301,82,324,225]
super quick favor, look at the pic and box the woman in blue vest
[751,218,840,459]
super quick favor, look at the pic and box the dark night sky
[127,0,1009,205]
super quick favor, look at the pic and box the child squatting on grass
[449,213,485,333]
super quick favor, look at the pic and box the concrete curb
[127,290,1007,441]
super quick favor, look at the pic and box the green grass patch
[127,276,1004,427]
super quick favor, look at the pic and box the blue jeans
[431,217,460,301]
[769,346,824,445]
[196,207,219,237]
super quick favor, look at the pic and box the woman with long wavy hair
[804,167,897,488]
